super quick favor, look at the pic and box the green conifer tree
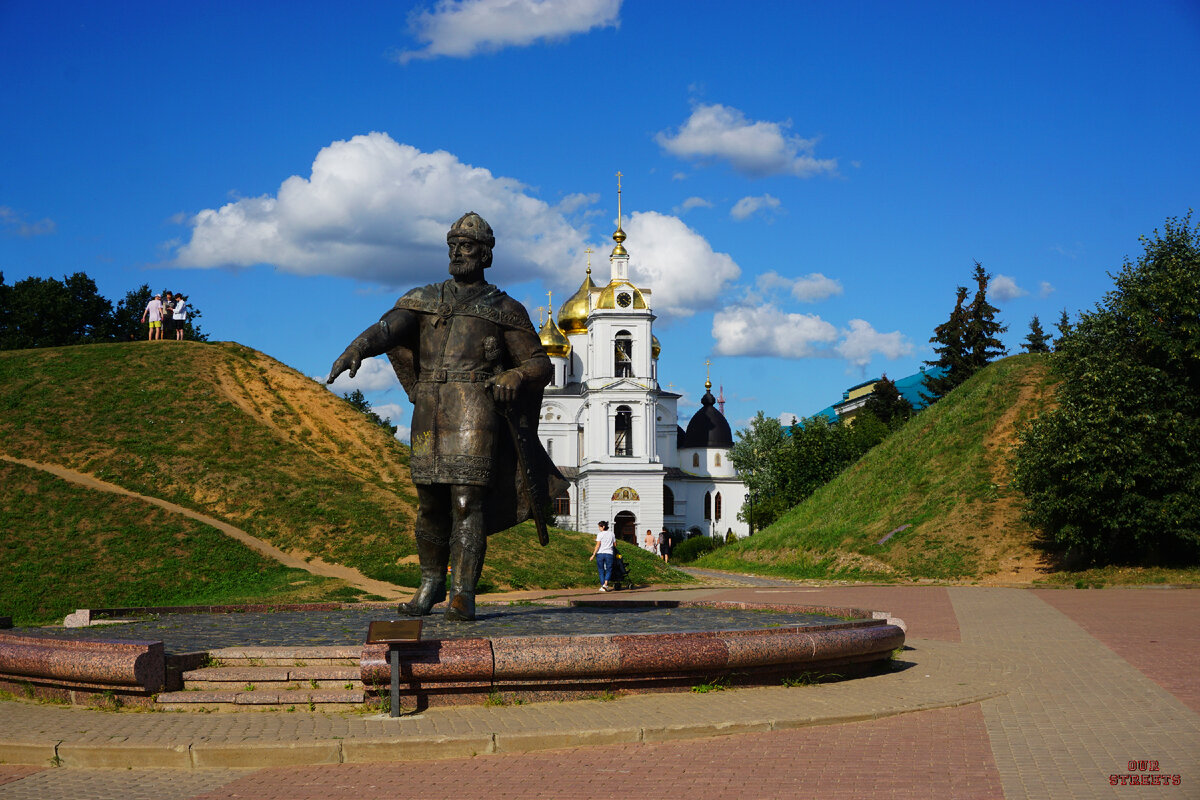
[1021,314,1052,353]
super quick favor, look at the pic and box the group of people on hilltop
[140,291,190,341]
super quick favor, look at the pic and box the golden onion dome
[538,315,571,359]
[651,334,661,359]
[557,267,595,335]
[596,278,648,310]
[611,225,628,257]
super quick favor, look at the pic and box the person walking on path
[657,528,671,563]
[589,520,615,592]
[141,293,164,341]
[172,294,188,340]
[643,529,656,554]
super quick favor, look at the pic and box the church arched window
[615,330,633,377]
[715,492,722,521]
[714,452,721,467]
[615,405,633,456]
[663,486,675,516]
[692,453,700,468]
[704,491,712,520]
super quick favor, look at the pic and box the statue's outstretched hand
[327,348,361,384]
[493,370,522,403]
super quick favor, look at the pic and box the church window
[715,492,722,521]
[615,330,633,377]
[615,405,633,456]
[663,486,675,516]
[714,452,721,467]
[547,439,553,459]
[553,492,571,516]
[704,491,712,520]
[692,453,700,468]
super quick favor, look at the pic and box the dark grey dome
[682,389,733,448]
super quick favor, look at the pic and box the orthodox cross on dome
[704,358,712,391]
[611,171,628,259]
[615,171,623,228]
[584,247,593,275]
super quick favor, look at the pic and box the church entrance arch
[614,511,638,545]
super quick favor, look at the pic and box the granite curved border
[0,631,165,692]
[361,602,905,705]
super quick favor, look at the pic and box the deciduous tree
[1012,213,1200,565]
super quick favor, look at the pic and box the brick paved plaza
[1,582,1196,799]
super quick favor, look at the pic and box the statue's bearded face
[448,237,488,277]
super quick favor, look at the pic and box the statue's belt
[418,369,495,384]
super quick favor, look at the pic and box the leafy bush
[672,535,721,563]
[1012,213,1200,565]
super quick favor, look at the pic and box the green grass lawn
[0,341,692,603]
[698,354,1056,581]
[0,460,358,625]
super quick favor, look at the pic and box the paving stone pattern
[0,767,248,800]
[188,705,1003,800]
[1033,588,1200,714]
[951,587,1200,800]
[9,605,850,652]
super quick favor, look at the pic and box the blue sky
[3,1,1198,439]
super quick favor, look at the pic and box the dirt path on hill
[0,453,406,599]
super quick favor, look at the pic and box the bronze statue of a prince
[328,212,563,621]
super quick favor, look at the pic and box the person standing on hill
[141,293,164,341]
[164,292,179,340]
[173,294,188,340]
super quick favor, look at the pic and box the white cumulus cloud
[319,356,400,394]
[1038,280,1055,298]
[173,132,587,286]
[656,103,837,178]
[990,274,1028,302]
[622,210,741,318]
[835,319,913,369]
[397,0,621,63]
[755,270,842,303]
[712,305,838,358]
[730,194,781,221]
[675,196,713,214]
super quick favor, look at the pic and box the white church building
[534,199,749,546]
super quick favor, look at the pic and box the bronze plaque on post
[366,619,422,644]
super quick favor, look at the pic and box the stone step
[204,646,360,667]
[156,687,365,712]
[181,665,361,691]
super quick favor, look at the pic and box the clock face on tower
[616,291,632,308]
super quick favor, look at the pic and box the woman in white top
[173,295,188,340]
[588,520,616,592]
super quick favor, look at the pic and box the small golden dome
[611,225,628,257]
[557,267,595,335]
[651,334,661,359]
[596,279,648,310]
[538,316,571,358]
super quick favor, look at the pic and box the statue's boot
[444,535,487,622]
[398,536,449,617]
